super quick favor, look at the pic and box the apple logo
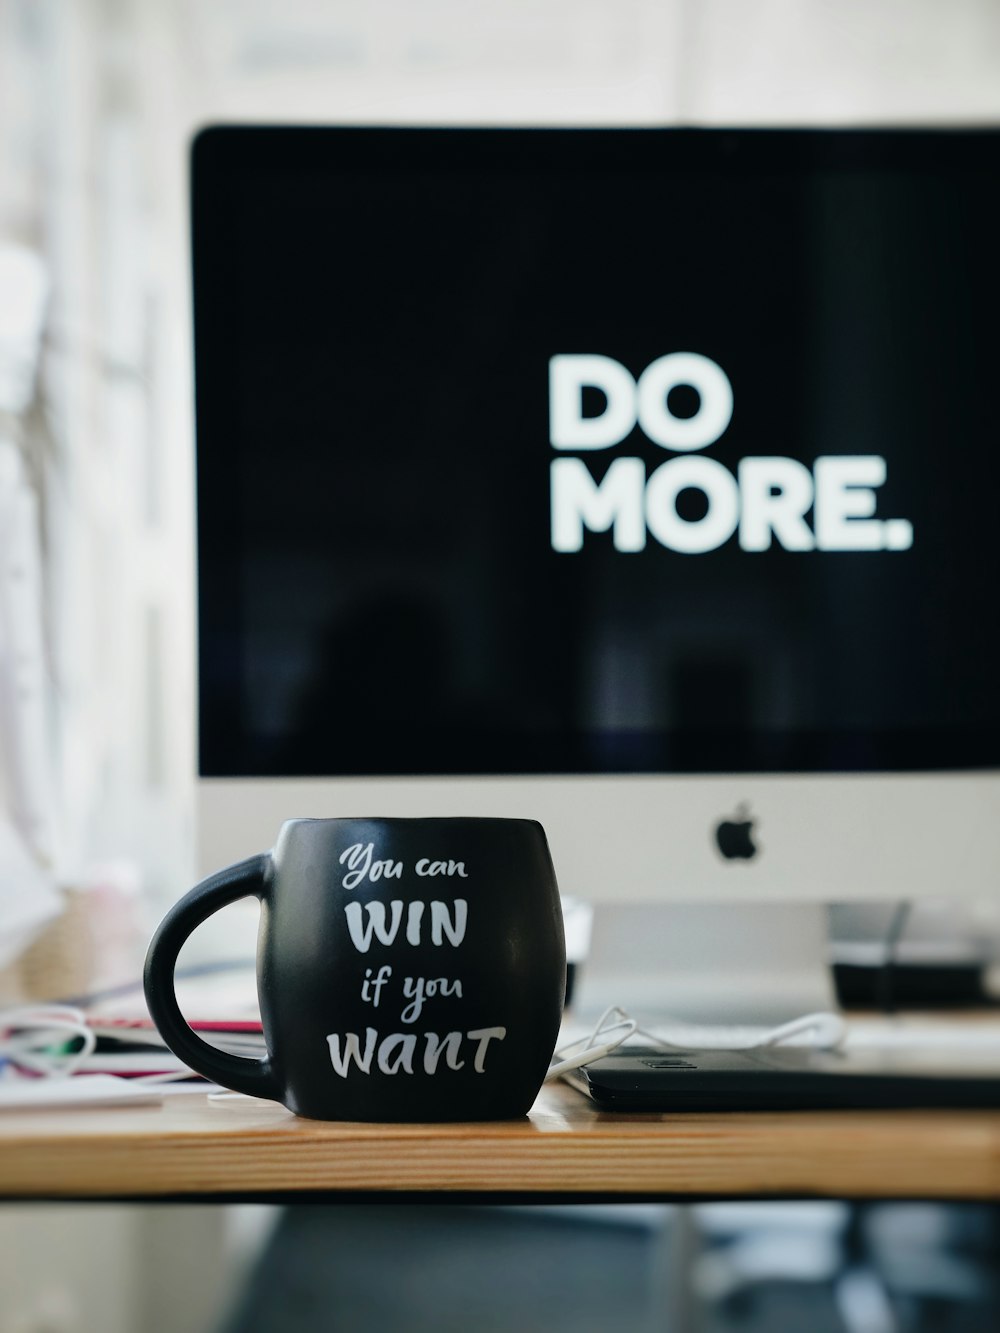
[714,803,758,861]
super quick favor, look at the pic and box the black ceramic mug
[144,817,566,1121]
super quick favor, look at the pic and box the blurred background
[3,2,1000,1330]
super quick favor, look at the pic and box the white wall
[0,1205,244,1333]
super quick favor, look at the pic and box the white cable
[551,1006,848,1079]
[753,1011,848,1051]
[0,1004,97,1078]
[629,1009,847,1054]
[545,1005,637,1079]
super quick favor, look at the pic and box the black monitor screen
[193,127,1000,776]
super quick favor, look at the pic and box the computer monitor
[192,126,1000,911]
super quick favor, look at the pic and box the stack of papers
[0,1075,164,1111]
[81,1016,266,1077]
[78,964,264,1078]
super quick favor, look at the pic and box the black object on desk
[565,1045,1000,1111]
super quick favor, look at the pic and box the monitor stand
[573,903,835,1026]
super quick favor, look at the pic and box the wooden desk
[2,1079,999,1201]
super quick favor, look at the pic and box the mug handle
[143,854,281,1101]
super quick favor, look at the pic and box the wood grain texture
[2,1081,999,1200]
